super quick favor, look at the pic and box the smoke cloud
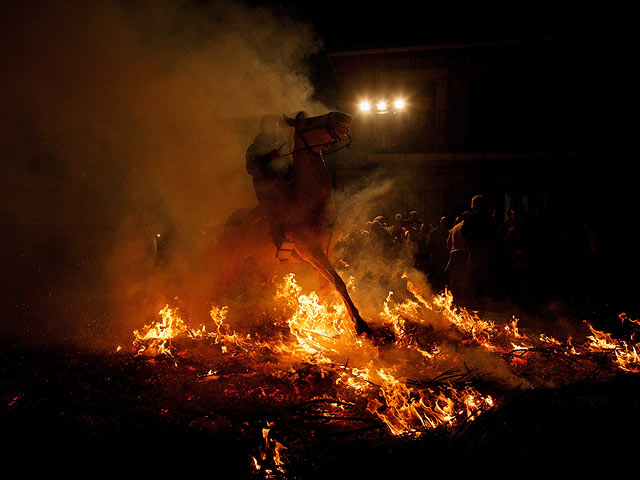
[1,0,329,347]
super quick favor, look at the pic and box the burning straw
[130,269,640,442]
[123,268,640,478]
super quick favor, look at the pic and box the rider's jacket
[246,132,289,179]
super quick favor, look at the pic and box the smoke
[0,0,329,347]
[334,170,397,231]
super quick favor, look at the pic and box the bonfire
[130,270,640,476]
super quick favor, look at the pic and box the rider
[245,114,293,260]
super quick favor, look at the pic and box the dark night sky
[250,0,607,51]
[245,1,621,107]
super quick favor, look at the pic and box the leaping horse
[213,111,373,337]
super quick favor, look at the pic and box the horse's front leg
[293,243,372,337]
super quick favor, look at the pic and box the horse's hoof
[355,320,395,346]
[355,318,373,337]
[370,326,396,346]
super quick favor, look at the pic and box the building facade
[325,35,602,230]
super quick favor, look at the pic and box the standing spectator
[404,210,427,270]
[390,213,405,244]
[461,195,496,303]
[367,215,392,252]
[404,210,424,241]
[426,216,450,291]
[445,215,470,302]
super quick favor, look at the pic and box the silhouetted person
[426,216,450,291]
[461,195,496,302]
[246,114,291,253]
[391,213,405,244]
[445,215,470,301]
[367,215,392,253]
[404,210,427,270]
[404,211,424,240]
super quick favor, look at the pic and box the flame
[207,304,254,353]
[130,272,640,437]
[133,304,190,356]
[273,272,360,363]
[586,322,640,372]
[271,274,493,435]
[361,367,493,435]
[253,423,287,476]
[131,274,495,436]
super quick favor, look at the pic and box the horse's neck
[292,139,332,195]
[290,136,338,230]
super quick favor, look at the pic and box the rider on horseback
[245,114,294,261]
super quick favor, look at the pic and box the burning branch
[129,272,640,442]
[252,422,288,479]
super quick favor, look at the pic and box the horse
[211,111,374,338]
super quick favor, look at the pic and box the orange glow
[133,305,190,357]
[130,272,640,436]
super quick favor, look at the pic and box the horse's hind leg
[294,244,372,336]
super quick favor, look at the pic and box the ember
[4,273,640,477]
[131,274,498,436]
[127,269,640,475]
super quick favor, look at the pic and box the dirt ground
[2,339,639,479]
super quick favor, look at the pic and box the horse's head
[284,111,352,153]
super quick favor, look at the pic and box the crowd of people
[336,194,608,310]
